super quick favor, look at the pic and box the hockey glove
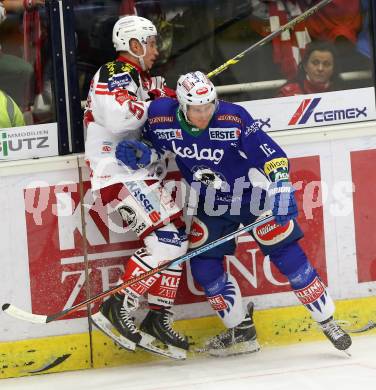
[148,86,177,100]
[115,140,152,170]
[267,181,298,226]
[148,75,177,100]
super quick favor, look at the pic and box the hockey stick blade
[2,215,273,324]
[207,0,332,78]
[2,303,48,324]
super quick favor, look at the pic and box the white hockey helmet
[176,71,217,120]
[112,15,157,54]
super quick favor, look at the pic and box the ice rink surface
[2,335,376,390]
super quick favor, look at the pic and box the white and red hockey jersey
[84,56,167,191]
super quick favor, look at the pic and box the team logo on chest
[154,128,183,141]
[171,141,224,165]
[208,127,240,141]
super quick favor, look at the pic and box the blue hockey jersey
[143,97,289,205]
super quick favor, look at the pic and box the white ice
[2,335,376,390]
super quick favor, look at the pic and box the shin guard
[291,264,335,323]
[120,248,161,299]
[270,242,335,323]
[147,265,183,307]
[205,273,245,328]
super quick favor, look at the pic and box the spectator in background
[0,88,25,128]
[250,1,362,82]
[277,41,342,97]
[0,0,45,118]
[305,0,361,45]
[305,0,363,73]
[1,0,44,12]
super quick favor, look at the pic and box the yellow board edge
[1,296,375,379]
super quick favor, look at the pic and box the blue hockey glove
[115,140,152,170]
[267,181,298,226]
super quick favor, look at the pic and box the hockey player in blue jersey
[115,71,352,356]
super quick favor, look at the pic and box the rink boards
[1,295,375,379]
[1,119,376,378]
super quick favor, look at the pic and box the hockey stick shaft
[3,215,274,323]
[207,0,332,79]
[346,321,376,334]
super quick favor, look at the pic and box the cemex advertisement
[240,87,376,132]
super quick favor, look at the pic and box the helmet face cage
[112,15,157,55]
[176,71,217,121]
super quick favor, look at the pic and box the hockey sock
[205,273,246,328]
[120,248,161,299]
[270,242,335,323]
[147,268,183,308]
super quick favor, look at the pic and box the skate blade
[138,331,187,360]
[90,312,137,351]
[343,349,351,358]
[196,339,261,357]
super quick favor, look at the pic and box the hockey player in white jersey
[84,15,188,359]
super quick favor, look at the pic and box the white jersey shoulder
[86,59,151,135]
[84,59,167,189]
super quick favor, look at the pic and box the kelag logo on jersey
[209,128,240,141]
[289,97,368,126]
[108,73,132,91]
[155,128,183,141]
[172,141,224,164]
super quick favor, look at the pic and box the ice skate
[197,302,260,357]
[319,316,352,354]
[90,293,141,351]
[138,307,189,360]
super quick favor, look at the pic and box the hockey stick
[345,321,376,334]
[207,0,332,79]
[2,214,274,324]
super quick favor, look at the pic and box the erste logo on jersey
[209,127,240,141]
[155,128,183,141]
[108,73,132,91]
